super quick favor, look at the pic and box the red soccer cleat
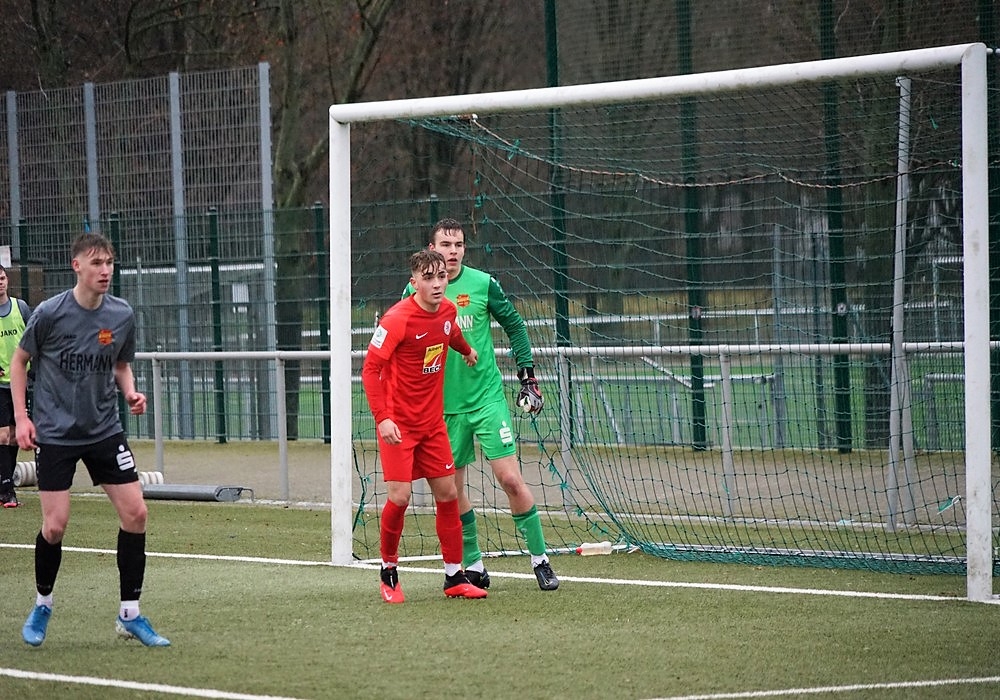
[380,566,405,604]
[443,572,488,599]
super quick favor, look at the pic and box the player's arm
[361,352,388,423]
[112,318,145,415]
[486,276,534,367]
[114,361,146,415]
[361,318,403,445]
[10,346,36,449]
[486,277,543,413]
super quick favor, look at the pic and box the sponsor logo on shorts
[499,421,513,445]
[116,444,136,472]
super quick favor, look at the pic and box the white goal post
[328,43,993,602]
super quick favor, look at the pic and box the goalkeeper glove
[516,367,544,414]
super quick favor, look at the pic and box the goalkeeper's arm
[486,276,534,368]
[484,275,542,412]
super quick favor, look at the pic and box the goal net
[329,44,995,600]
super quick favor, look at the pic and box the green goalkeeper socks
[460,509,482,569]
[512,506,547,556]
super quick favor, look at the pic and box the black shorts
[0,389,12,427]
[35,433,140,491]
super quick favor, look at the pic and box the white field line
[642,675,1000,700]
[0,668,308,700]
[0,542,971,602]
[355,562,967,603]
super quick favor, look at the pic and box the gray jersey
[19,289,137,445]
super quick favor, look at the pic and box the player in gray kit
[12,232,170,647]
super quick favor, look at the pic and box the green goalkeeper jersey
[404,264,533,415]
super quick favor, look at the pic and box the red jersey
[362,295,472,432]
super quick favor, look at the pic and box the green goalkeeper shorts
[445,397,517,468]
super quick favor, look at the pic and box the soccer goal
[329,43,995,602]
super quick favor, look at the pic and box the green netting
[347,59,999,576]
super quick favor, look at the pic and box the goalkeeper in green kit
[404,218,558,591]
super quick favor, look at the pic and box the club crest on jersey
[422,343,444,374]
[456,293,471,308]
[98,329,113,345]
[443,320,452,335]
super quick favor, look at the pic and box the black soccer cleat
[465,568,491,590]
[533,560,559,591]
[444,571,487,599]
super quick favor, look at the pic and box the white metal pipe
[275,357,288,501]
[152,358,164,474]
[330,44,982,124]
[959,44,993,602]
[887,76,916,529]
[328,119,354,566]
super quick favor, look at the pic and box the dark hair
[71,232,115,259]
[428,218,464,246]
[409,249,446,276]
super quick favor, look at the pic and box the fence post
[313,202,331,443]
[718,351,736,517]
[17,219,29,303]
[209,208,228,443]
[109,214,129,428]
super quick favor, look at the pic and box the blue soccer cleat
[22,604,52,646]
[116,615,171,647]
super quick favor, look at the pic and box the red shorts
[379,421,456,482]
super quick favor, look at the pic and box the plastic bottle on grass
[576,541,613,556]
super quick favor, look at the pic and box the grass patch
[1,496,997,700]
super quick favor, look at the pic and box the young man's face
[73,246,114,295]
[410,261,449,311]
[429,228,465,279]
[0,269,8,297]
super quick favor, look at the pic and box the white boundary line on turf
[0,543,974,602]
[0,542,331,567]
[642,675,1000,700]
[373,563,967,603]
[0,668,308,700]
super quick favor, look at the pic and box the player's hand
[378,418,402,445]
[463,348,478,367]
[126,391,147,415]
[16,419,36,451]
[516,367,544,414]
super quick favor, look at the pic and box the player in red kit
[362,249,487,602]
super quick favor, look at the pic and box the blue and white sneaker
[22,604,52,646]
[116,615,171,647]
